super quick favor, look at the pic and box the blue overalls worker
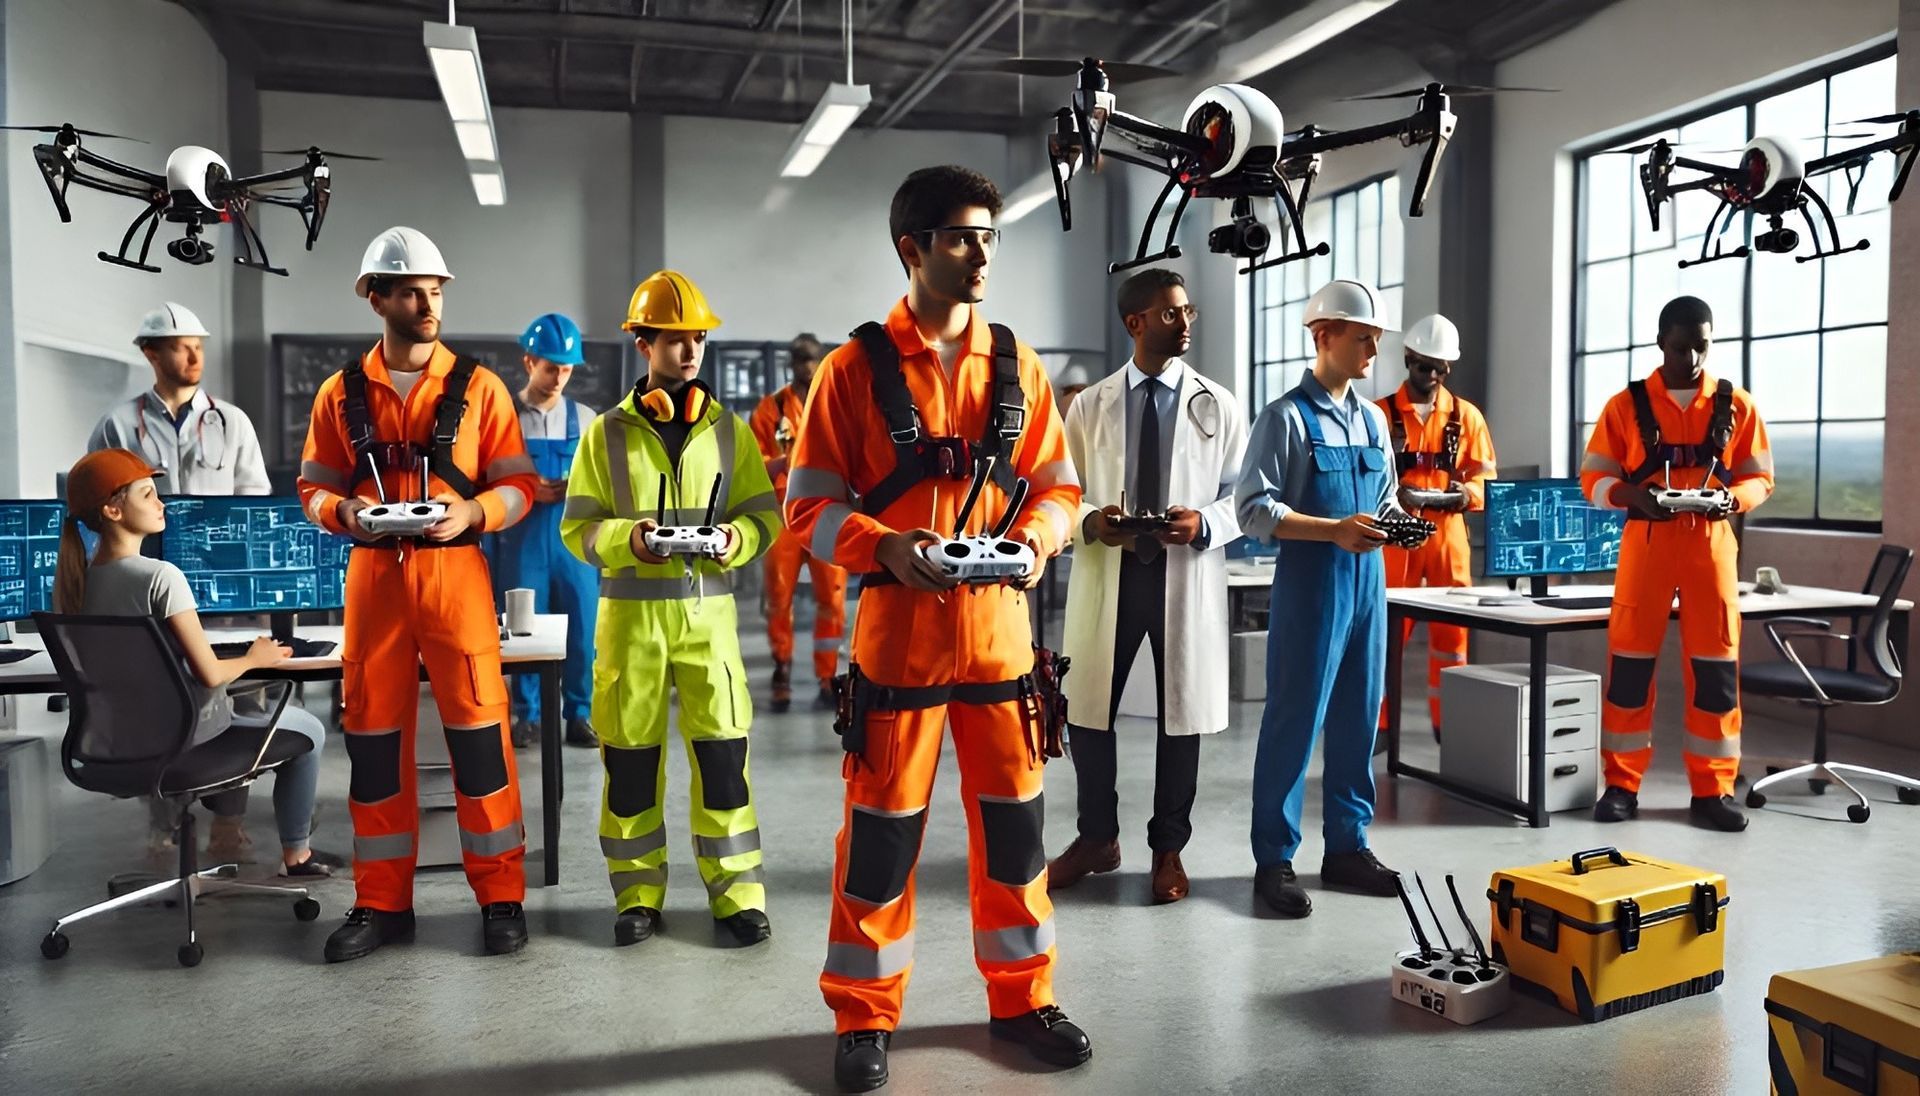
[1234,280,1406,919]
[495,313,601,749]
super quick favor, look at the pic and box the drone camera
[1208,210,1271,259]
[166,235,214,265]
[1754,225,1801,254]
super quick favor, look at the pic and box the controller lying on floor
[918,463,1035,584]
[1374,507,1436,549]
[641,473,731,558]
[1391,873,1511,1026]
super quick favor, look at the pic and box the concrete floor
[3,609,1917,1095]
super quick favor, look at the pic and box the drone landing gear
[228,200,289,277]
[1107,175,1191,274]
[1679,198,1752,269]
[1789,191,1871,264]
[99,199,167,273]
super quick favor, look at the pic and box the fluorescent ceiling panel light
[779,82,872,177]
[472,171,505,206]
[426,46,489,122]
[453,119,496,161]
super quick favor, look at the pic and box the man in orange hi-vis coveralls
[298,226,540,961]
[1581,295,1773,833]
[785,166,1089,1093]
[750,332,846,713]
[1376,313,1496,740]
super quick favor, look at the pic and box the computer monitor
[1483,477,1626,598]
[159,496,349,636]
[0,500,67,627]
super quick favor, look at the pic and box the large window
[1574,49,1894,528]
[1247,174,1405,415]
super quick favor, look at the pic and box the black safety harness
[340,353,482,546]
[1624,377,1734,486]
[1389,394,1463,479]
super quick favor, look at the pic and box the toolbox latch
[1490,880,1519,928]
[1614,897,1641,954]
[1823,1024,1878,1093]
[1691,882,1721,935]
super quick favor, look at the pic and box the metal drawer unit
[1441,663,1601,813]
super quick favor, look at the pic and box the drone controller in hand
[1654,486,1733,515]
[920,461,1036,585]
[643,473,731,559]
[358,501,447,537]
[1374,507,1436,549]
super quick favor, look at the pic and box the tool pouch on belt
[1027,646,1071,761]
[832,664,867,756]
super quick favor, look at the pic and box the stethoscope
[1186,386,1220,440]
[134,393,232,472]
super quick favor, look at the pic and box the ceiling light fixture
[779,0,871,177]
[424,3,505,205]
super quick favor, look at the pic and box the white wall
[1490,0,1898,475]
[4,0,229,494]
[660,115,1109,352]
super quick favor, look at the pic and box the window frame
[1568,40,1896,533]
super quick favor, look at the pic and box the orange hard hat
[66,448,164,516]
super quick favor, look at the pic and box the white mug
[505,588,536,635]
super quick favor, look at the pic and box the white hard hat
[1402,313,1461,362]
[133,302,211,345]
[355,226,455,298]
[1302,279,1397,332]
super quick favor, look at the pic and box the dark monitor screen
[0,500,66,622]
[161,496,349,615]
[1483,478,1625,577]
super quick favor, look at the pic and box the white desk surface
[0,613,567,685]
[1387,583,1911,627]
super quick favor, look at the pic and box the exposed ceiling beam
[871,0,1020,128]
[726,0,799,105]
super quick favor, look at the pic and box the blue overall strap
[1284,389,1327,449]
[1360,396,1381,450]
[564,398,581,442]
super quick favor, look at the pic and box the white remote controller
[1402,488,1465,510]
[1391,948,1512,1026]
[917,536,1035,584]
[1655,486,1732,514]
[359,501,448,536]
[644,525,730,559]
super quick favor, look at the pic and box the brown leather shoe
[1150,851,1189,904]
[1045,837,1120,890]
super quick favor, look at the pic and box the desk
[1384,583,1913,827]
[1226,561,1275,629]
[0,615,570,887]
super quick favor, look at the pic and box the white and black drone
[5,122,374,275]
[1622,109,1920,267]
[1005,58,1523,275]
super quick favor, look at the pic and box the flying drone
[1624,109,1920,267]
[5,122,373,275]
[1010,58,1507,275]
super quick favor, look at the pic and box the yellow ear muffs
[639,387,676,422]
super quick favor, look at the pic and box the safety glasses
[913,226,1001,255]
[1411,359,1451,377]
[1139,304,1198,326]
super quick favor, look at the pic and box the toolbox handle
[1569,847,1630,875]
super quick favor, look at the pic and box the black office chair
[1739,545,1919,823]
[32,613,322,967]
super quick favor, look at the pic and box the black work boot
[1321,849,1401,897]
[509,718,538,750]
[1594,785,1640,823]
[565,718,598,748]
[614,906,662,946]
[771,660,793,713]
[988,1005,1093,1068]
[482,902,528,955]
[1690,794,1749,832]
[833,1030,891,1093]
[1253,862,1312,918]
[323,906,415,963]
[716,908,772,946]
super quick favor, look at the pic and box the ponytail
[53,515,90,614]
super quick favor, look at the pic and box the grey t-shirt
[82,555,234,745]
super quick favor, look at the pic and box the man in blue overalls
[496,313,600,749]
[1235,280,1407,919]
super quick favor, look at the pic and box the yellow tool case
[1767,953,1920,1095]
[1487,847,1729,1022]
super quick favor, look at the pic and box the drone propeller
[1,123,145,142]
[1338,83,1557,101]
[1844,112,1919,126]
[262,146,381,162]
[983,57,1181,81]
[1603,132,1879,156]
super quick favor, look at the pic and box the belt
[349,532,482,550]
[857,677,1027,710]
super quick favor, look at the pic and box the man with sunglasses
[1376,313,1496,741]
[785,164,1088,1091]
[1049,268,1247,908]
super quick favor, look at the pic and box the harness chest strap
[341,354,481,499]
[1624,377,1734,486]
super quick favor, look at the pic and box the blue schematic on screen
[0,501,65,620]
[1484,478,1625,577]
[161,497,350,614]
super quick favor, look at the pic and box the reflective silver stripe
[459,822,524,858]
[1431,651,1467,663]
[606,417,642,518]
[497,484,530,526]
[728,489,778,518]
[853,802,927,819]
[1035,499,1073,545]
[300,460,351,492]
[610,867,668,894]
[1027,459,1079,491]
[1580,452,1624,475]
[580,521,606,568]
[823,932,915,980]
[485,454,537,481]
[788,466,850,502]
[1602,731,1653,752]
[704,866,765,898]
[1732,453,1774,476]
[600,829,668,860]
[814,637,843,650]
[715,407,738,478]
[694,830,762,860]
[974,918,1056,963]
[811,502,855,561]
[1590,476,1625,510]
[565,495,612,520]
[1683,732,1742,759]
[305,490,338,526]
[354,832,417,862]
[737,511,778,545]
[601,574,731,600]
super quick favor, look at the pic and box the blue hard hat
[519,312,586,366]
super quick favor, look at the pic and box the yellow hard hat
[623,269,722,332]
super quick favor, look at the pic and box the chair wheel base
[1809,778,1829,796]
[1899,787,1920,806]
[1848,805,1871,824]
[294,898,321,922]
[41,932,69,960]
[177,942,203,967]
[1746,790,1766,809]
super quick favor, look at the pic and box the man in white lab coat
[1048,269,1247,904]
